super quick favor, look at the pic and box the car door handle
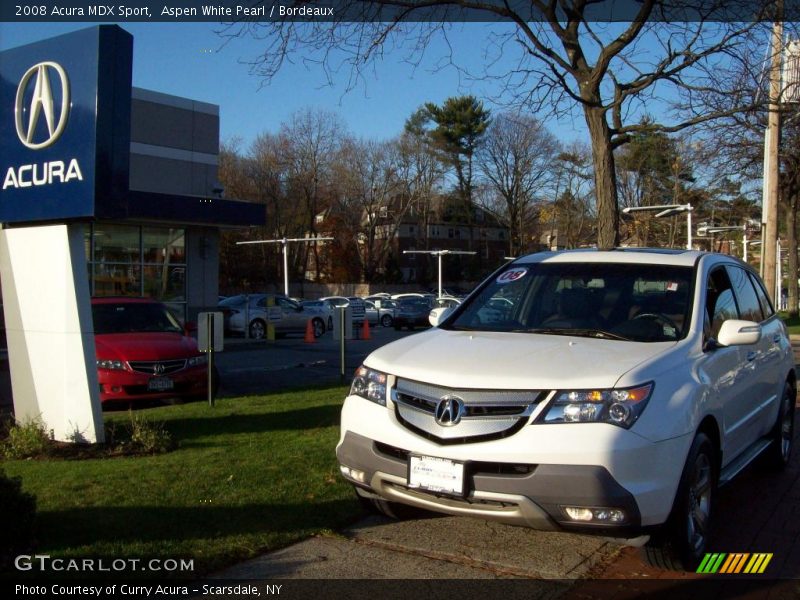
[746,351,757,362]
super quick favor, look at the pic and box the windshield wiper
[515,327,634,341]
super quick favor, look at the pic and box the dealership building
[0,25,263,441]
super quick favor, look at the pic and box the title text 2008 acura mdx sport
[336,249,796,570]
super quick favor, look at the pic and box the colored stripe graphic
[697,553,773,574]
[744,553,773,574]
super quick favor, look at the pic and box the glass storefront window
[86,224,187,320]
[143,265,185,302]
[92,263,141,297]
[93,224,140,263]
[143,228,185,264]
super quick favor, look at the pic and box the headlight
[188,355,208,367]
[350,365,388,406]
[538,383,653,429]
[97,359,125,370]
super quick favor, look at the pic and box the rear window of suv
[446,262,694,343]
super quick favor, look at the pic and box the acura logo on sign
[15,61,70,149]
[434,395,465,427]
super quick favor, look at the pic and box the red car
[92,297,210,404]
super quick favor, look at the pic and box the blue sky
[0,21,589,151]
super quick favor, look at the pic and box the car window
[726,266,764,323]
[276,297,299,310]
[748,272,775,319]
[706,267,738,339]
[219,294,246,307]
[446,262,693,342]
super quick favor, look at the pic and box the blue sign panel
[0,26,132,223]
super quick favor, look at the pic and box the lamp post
[696,225,750,259]
[237,237,334,296]
[621,204,694,249]
[403,249,476,299]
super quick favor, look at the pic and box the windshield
[446,262,693,342]
[93,302,184,334]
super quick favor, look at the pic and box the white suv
[336,249,796,570]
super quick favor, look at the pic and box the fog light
[564,507,594,521]
[563,506,626,524]
[339,465,366,483]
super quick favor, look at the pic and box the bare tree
[476,112,558,255]
[281,108,347,282]
[335,138,417,282]
[223,0,772,249]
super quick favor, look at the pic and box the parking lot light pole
[403,249,477,298]
[696,225,750,259]
[621,204,694,250]
[237,237,334,296]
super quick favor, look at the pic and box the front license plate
[147,377,174,391]
[408,454,465,495]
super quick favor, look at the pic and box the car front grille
[128,359,187,375]
[392,378,547,444]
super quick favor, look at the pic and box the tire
[764,379,796,470]
[312,318,325,338]
[381,314,393,328]
[248,319,266,340]
[354,487,431,520]
[644,432,716,571]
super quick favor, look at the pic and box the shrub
[0,468,36,570]
[124,410,172,454]
[1,417,50,459]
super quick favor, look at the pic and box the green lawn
[3,386,359,576]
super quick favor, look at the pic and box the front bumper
[98,366,208,403]
[337,394,692,535]
[338,430,644,536]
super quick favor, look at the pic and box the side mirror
[184,321,198,336]
[429,306,453,327]
[717,319,761,347]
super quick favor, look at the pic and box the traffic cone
[362,317,371,340]
[304,319,316,343]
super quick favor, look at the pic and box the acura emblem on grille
[434,395,465,427]
[153,363,165,375]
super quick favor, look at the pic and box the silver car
[219,294,327,339]
[364,299,397,328]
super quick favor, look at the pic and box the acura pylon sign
[0,26,134,444]
[0,26,132,223]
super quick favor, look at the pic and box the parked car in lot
[392,297,433,331]
[92,297,210,403]
[391,292,435,308]
[320,296,367,324]
[218,294,327,339]
[338,249,795,571]
[364,299,397,328]
[433,296,462,310]
[300,299,335,330]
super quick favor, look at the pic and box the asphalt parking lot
[210,327,800,593]
[214,324,411,396]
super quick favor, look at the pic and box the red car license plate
[147,377,174,391]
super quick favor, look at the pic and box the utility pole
[764,2,783,303]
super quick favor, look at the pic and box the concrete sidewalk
[216,514,620,580]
